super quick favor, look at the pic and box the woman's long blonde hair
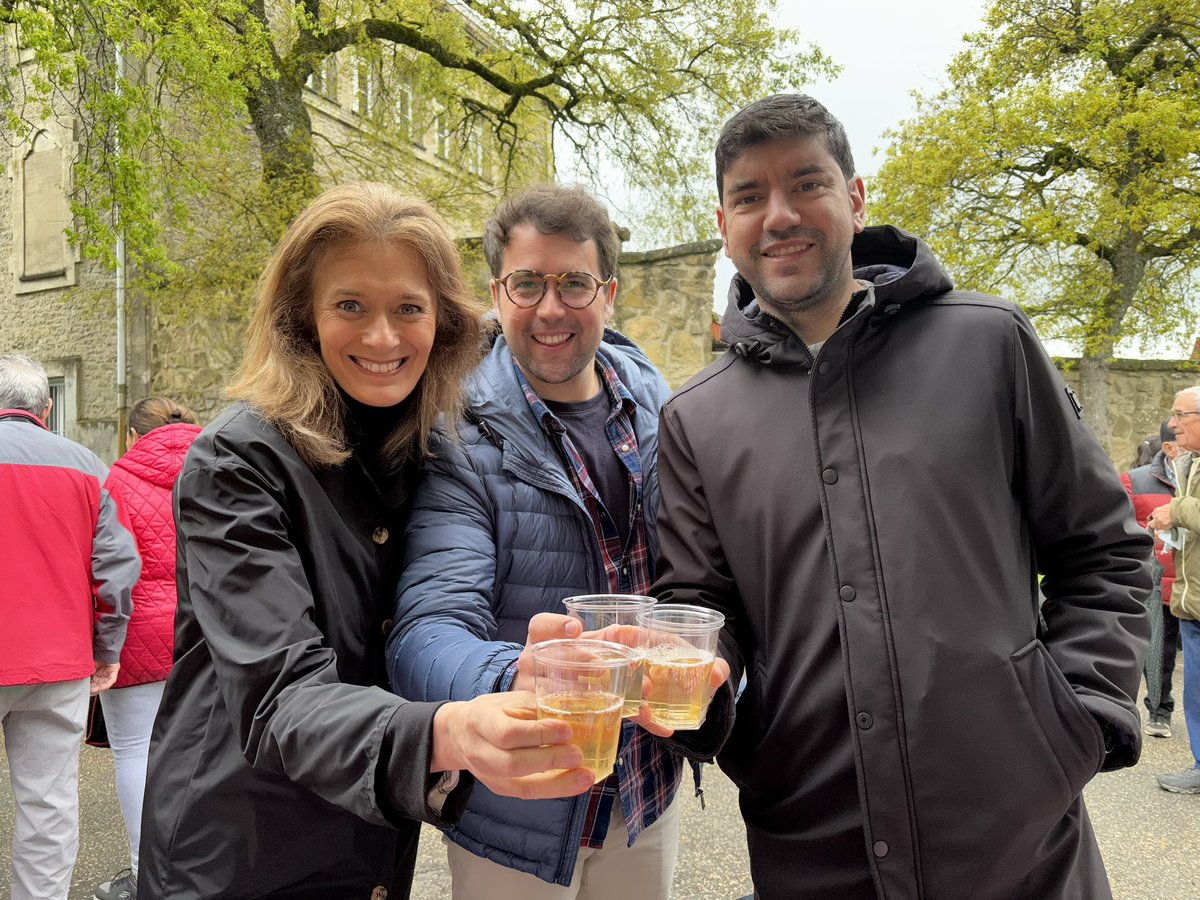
[227,183,484,469]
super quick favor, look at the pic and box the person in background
[1132,433,1162,468]
[1121,420,1179,740]
[93,397,202,900]
[138,183,596,900]
[388,184,685,898]
[0,353,140,900]
[652,93,1150,898]
[1148,387,1200,793]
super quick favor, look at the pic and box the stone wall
[615,240,723,389]
[1057,359,1200,470]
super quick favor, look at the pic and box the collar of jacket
[719,224,956,367]
[453,328,661,501]
[0,408,48,429]
[465,326,662,454]
[1150,450,1176,489]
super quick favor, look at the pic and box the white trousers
[99,680,165,872]
[0,678,89,900]
[445,794,682,900]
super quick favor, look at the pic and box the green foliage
[1,0,832,312]
[873,0,1200,360]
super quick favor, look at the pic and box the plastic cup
[530,639,632,783]
[636,604,725,731]
[562,594,657,717]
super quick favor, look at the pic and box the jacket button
[884,304,901,315]
[873,840,889,858]
[821,468,838,484]
[371,888,388,900]
[817,360,831,375]
[856,712,873,729]
[381,618,394,637]
[839,585,856,602]
[620,442,631,453]
[372,527,389,544]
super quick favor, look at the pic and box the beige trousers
[445,794,682,900]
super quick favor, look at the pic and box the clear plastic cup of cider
[562,594,657,717]
[530,639,632,783]
[635,605,724,731]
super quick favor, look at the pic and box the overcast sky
[709,2,993,311]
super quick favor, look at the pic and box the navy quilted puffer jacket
[386,328,675,886]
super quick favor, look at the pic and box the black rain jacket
[653,226,1151,899]
[139,403,470,899]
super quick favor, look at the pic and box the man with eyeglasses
[386,184,683,898]
[1148,387,1200,794]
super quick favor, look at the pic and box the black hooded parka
[653,226,1151,899]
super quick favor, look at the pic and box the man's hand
[429,691,594,799]
[511,613,582,694]
[90,662,119,695]
[1148,503,1174,532]
[632,655,731,737]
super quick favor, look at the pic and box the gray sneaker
[1157,768,1200,794]
[1144,715,1172,738]
[95,868,136,900]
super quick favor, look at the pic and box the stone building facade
[0,26,552,456]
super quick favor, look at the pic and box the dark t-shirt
[544,391,631,548]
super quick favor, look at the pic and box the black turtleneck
[339,389,416,484]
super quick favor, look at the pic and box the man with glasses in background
[1148,387,1200,793]
[387,184,684,897]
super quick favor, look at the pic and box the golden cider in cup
[530,638,631,782]
[642,644,715,730]
[562,595,656,718]
[536,689,625,783]
[636,604,724,731]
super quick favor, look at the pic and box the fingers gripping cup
[530,639,632,783]
[636,605,725,731]
[562,594,656,717]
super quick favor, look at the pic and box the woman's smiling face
[311,239,438,407]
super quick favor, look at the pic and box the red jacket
[0,409,140,685]
[1121,452,1175,604]
[104,422,201,687]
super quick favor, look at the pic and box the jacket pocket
[1008,639,1105,800]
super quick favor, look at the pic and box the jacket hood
[720,225,955,366]
[112,422,202,489]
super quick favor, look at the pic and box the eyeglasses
[1169,409,1200,420]
[495,270,611,309]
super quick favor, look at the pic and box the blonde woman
[138,184,596,900]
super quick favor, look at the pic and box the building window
[465,119,488,181]
[45,377,65,436]
[435,112,452,160]
[394,81,413,141]
[305,54,338,101]
[353,55,374,117]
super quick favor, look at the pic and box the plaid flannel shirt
[515,359,683,849]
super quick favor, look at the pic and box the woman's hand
[430,691,594,799]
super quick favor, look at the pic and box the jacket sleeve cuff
[375,700,475,827]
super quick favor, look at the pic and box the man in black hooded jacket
[651,93,1151,900]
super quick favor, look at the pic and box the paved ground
[2,676,1198,899]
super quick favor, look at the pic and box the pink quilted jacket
[104,422,201,687]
